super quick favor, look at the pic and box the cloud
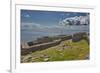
[23,14,31,18]
[59,15,89,26]
[21,22,42,31]
[21,22,62,30]
[21,15,89,35]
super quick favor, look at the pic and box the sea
[21,25,89,43]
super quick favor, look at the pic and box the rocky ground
[21,39,89,63]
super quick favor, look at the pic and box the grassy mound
[21,39,89,63]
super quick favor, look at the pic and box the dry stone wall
[21,32,88,55]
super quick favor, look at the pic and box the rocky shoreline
[21,32,89,55]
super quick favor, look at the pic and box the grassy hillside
[21,39,89,63]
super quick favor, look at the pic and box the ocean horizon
[21,23,89,43]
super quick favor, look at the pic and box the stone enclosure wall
[21,32,89,55]
[21,40,61,55]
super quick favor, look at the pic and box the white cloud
[21,15,89,34]
[21,22,42,30]
[24,14,31,18]
[59,15,89,26]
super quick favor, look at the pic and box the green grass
[21,39,89,63]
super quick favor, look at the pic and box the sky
[21,10,89,26]
[21,10,89,42]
